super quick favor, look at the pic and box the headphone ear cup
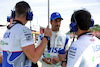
[7,16,10,22]
[11,11,15,19]
[69,22,78,32]
[26,11,33,21]
[90,19,94,27]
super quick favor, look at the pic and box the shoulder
[14,24,32,38]
[70,41,82,51]
[17,24,31,33]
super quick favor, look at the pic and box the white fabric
[36,31,70,67]
[2,21,35,67]
[67,35,100,67]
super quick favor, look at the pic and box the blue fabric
[64,34,70,49]
[0,63,2,67]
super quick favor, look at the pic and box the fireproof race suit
[36,31,70,67]
[67,32,100,67]
[2,21,35,67]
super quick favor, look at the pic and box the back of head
[15,1,30,18]
[71,9,91,30]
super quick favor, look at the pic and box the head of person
[50,12,63,31]
[15,1,31,25]
[70,9,93,35]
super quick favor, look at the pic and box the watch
[44,36,50,41]
[62,58,67,63]
[61,59,67,66]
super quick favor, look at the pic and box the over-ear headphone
[11,10,33,21]
[7,16,10,22]
[7,9,33,22]
[69,12,94,32]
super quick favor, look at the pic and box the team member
[36,12,70,67]
[2,1,52,67]
[58,9,100,67]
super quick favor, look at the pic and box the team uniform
[2,21,35,67]
[67,32,100,67]
[36,31,70,67]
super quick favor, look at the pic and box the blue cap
[50,12,63,21]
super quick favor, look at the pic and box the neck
[76,29,90,37]
[15,16,27,25]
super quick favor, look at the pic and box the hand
[44,26,52,38]
[52,57,60,64]
[58,53,67,61]
[42,58,52,65]
[65,50,68,53]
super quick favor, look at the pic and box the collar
[13,20,23,25]
[7,20,23,29]
[77,32,92,39]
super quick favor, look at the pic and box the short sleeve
[67,42,82,67]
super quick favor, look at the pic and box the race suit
[36,31,70,67]
[2,21,35,67]
[67,32,100,67]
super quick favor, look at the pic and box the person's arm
[22,26,52,63]
[22,37,48,63]
[62,62,66,67]
[58,53,67,67]
[0,53,3,63]
[66,42,82,67]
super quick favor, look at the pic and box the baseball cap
[50,12,63,21]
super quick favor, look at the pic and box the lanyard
[7,20,23,29]
[77,32,93,39]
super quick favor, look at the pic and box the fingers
[47,25,49,29]
[52,57,60,64]
[44,26,52,38]
[52,59,57,64]
[42,58,52,65]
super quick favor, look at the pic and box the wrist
[44,36,50,41]
[61,59,67,66]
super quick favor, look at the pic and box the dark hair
[15,1,30,17]
[71,9,91,30]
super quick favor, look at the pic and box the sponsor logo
[48,47,62,53]
[57,36,62,44]
[3,32,11,38]
[92,56,95,62]
[70,47,77,51]
[2,41,8,45]
[92,44,100,52]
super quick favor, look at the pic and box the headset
[69,12,94,32]
[7,16,11,22]
[7,9,33,22]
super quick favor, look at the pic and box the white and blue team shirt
[36,31,70,67]
[67,34,100,67]
[2,21,35,67]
